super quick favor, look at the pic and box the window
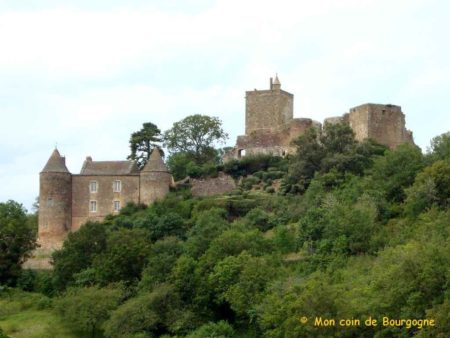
[113,200,121,211]
[113,180,122,192]
[89,200,97,212]
[89,181,98,193]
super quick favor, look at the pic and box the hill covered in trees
[1,123,449,338]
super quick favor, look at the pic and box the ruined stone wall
[191,173,236,197]
[348,104,414,148]
[71,175,140,231]
[348,105,370,142]
[233,117,318,158]
[236,131,285,157]
[245,89,293,134]
[38,172,72,250]
[139,172,172,205]
[324,115,349,126]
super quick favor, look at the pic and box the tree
[52,221,107,291]
[0,200,37,285]
[92,228,152,286]
[54,286,122,338]
[427,131,450,161]
[164,114,228,164]
[369,143,424,203]
[138,237,184,292]
[405,160,450,216]
[104,284,187,337]
[128,122,163,169]
[186,321,235,338]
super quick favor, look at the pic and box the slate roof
[142,149,168,172]
[41,149,70,173]
[80,159,139,175]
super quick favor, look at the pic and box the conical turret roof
[273,74,281,85]
[41,148,70,173]
[142,149,168,172]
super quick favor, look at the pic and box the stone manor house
[38,149,173,251]
[35,75,414,257]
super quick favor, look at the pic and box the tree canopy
[127,122,163,169]
[0,200,36,285]
[164,114,228,164]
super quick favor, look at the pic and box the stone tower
[245,75,294,135]
[139,149,172,205]
[347,103,414,149]
[38,148,72,250]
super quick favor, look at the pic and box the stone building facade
[226,76,414,160]
[38,149,172,251]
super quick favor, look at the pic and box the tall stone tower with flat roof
[245,74,294,135]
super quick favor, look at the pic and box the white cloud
[0,0,449,209]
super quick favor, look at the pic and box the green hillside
[1,126,449,338]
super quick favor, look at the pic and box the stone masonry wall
[71,175,140,231]
[348,105,370,142]
[245,89,293,134]
[191,173,236,197]
[38,172,72,250]
[349,104,414,148]
[139,172,172,205]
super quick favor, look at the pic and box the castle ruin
[226,75,414,160]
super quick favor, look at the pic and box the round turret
[38,148,72,250]
[139,149,172,205]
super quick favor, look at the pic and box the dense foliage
[2,127,450,338]
[0,201,37,285]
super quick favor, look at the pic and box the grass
[0,290,78,338]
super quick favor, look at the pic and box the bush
[243,208,272,231]
[224,155,287,178]
[104,284,185,338]
[241,176,260,190]
[55,286,122,336]
[186,321,235,338]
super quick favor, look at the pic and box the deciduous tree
[0,200,37,285]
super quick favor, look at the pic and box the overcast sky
[1,0,449,211]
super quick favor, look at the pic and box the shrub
[54,286,122,336]
[186,321,235,338]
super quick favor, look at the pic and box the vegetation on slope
[1,120,449,337]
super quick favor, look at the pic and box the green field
[0,290,78,338]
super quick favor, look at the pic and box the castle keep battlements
[226,76,414,160]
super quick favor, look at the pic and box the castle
[37,149,172,252]
[29,75,414,268]
[225,75,414,160]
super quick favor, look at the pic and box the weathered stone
[191,172,236,197]
[347,103,414,148]
[35,149,172,261]
[226,76,415,161]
